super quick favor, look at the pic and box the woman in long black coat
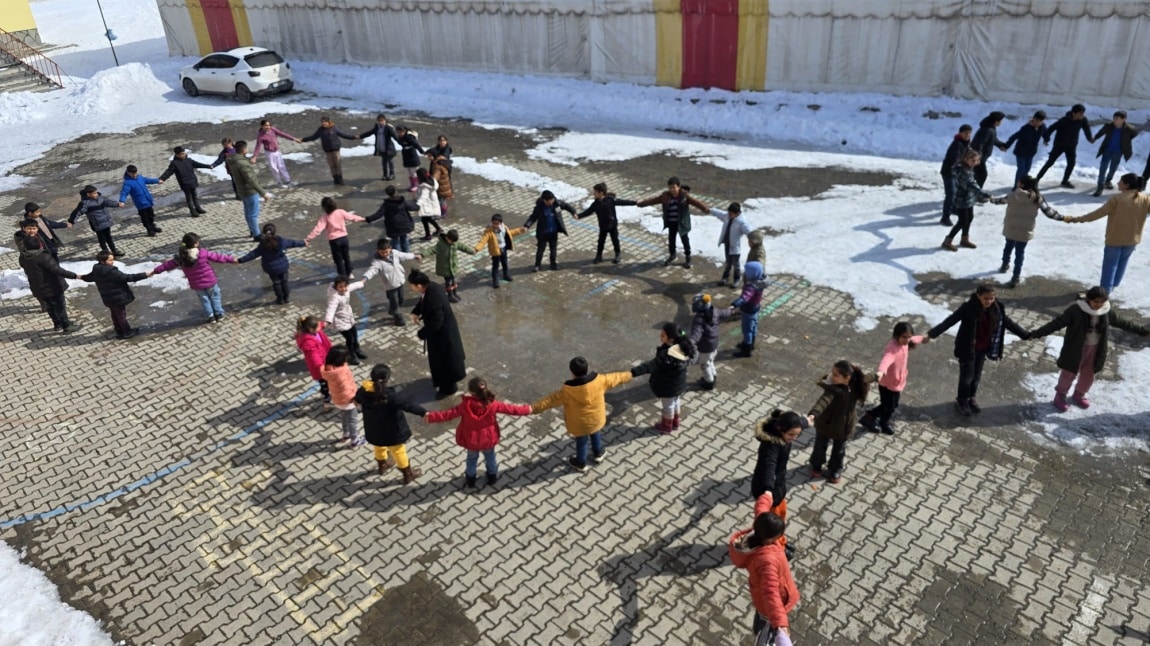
[408,269,466,397]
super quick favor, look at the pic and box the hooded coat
[355,381,428,447]
[631,342,695,398]
[432,159,453,200]
[751,420,799,502]
[689,301,734,354]
[1032,299,1149,373]
[425,235,477,278]
[325,281,365,332]
[809,379,861,443]
[524,198,575,238]
[928,294,1028,362]
[363,121,398,156]
[413,179,441,219]
[953,163,993,209]
[295,322,332,382]
[84,262,146,307]
[732,261,767,313]
[728,492,800,629]
[412,282,467,390]
[397,132,425,168]
[425,395,533,451]
[152,247,235,290]
[18,244,77,299]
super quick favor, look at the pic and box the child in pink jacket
[729,491,799,645]
[150,232,237,323]
[296,315,334,404]
[424,376,532,488]
[306,196,366,278]
[859,321,928,435]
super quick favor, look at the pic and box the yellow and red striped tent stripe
[655,0,768,91]
[186,0,253,55]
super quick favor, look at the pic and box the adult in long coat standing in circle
[408,269,466,398]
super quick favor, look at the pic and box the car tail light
[248,71,261,77]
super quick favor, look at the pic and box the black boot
[734,342,751,358]
[663,252,677,267]
[333,174,344,185]
[684,253,692,269]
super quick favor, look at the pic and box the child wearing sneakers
[356,363,428,483]
[424,229,476,303]
[306,196,366,278]
[81,250,153,339]
[237,223,308,305]
[859,322,928,435]
[319,346,364,447]
[532,356,633,472]
[425,376,533,488]
[712,202,752,287]
[729,260,767,357]
[631,322,697,434]
[362,239,421,326]
[296,315,334,404]
[688,293,734,390]
[150,232,237,323]
[474,214,526,288]
[324,275,368,365]
[808,360,870,484]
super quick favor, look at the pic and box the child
[859,323,928,435]
[688,293,734,390]
[523,190,575,272]
[474,213,526,289]
[324,275,368,364]
[16,220,82,334]
[928,285,1030,416]
[1002,110,1048,187]
[82,250,152,339]
[358,114,398,180]
[319,346,364,447]
[365,185,418,252]
[429,134,452,162]
[20,202,69,259]
[751,410,808,544]
[362,239,421,326]
[395,125,425,190]
[970,111,1007,187]
[296,316,333,404]
[425,376,532,488]
[808,360,869,484]
[942,149,1005,251]
[431,155,453,218]
[412,168,442,242]
[574,182,636,264]
[68,185,125,257]
[728,493,799,645]
[1000,176,1063,288]
[532,356,633,472]
[940,123,973,226]
[711,202,752,287]
[730,261,767,357]
[1030,286,1150,411]
[300,116,357,185]
[424,229,476,303]
[306,196,366,278]
[355,363,428,483]
[630,322,697,434]
[746,230,766,266]
[251,118,301,188]
[209,138,238,199]
[1093,111,1138,197]
[160,146,213,217]
[118,164,164,236]
[636,176,709,268]
[1036,104,1093,188]
[150,232,237,323]
[237,223,307,305]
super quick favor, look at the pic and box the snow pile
[66,64,173,117]
[0,543,113,646]
[452,157,584,204]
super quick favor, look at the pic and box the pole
[95,0,119,66]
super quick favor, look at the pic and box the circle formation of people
[13,108,1150,643]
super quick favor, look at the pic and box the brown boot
[401,466,422,484]
[941,237,958,252]
[959,237,977,249]
[377,457,395,475]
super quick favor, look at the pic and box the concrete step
[0,62,54,93]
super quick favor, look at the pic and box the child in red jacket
[729,492,799,646]
[295,315,333,404]
[424,376,532,488]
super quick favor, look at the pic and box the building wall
[0,0,40,44]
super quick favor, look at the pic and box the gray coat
[68,195,119,232]
[689,304,734,354]
[1002,189,1061,242]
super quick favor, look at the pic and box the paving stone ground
[2,109,1149,645]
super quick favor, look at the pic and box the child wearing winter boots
[424,229,476,303]
[631,322,697,434]
[712,202,752,287]
[82,250,152,339]
[809,360,870,484]
[730,261,767,357]
[238,223,307,305]
[532,356,633,472]
[300,116,357,185]
[395,125,425,190]
[356,363,428,483]
[319,346,364,447]
[306,196,365,278]
[118,164,164,236]
[859,322,928,436]
[365,185,418,252]
[474,214,526,288]
[324,275,368,365]
[425,376,533,488]
[150,232,237,323]
[728,493,799,646]
[362,239,421,326]
[575,183,636,264]
[1030,286,1150,411]
[68,185,125,256]
[524,190,576,272]
[636,176,708,268]
[1000,176,1062,288]
[688,293,734,390]
[296,316,333,405]
[412,168,443,242]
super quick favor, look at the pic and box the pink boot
[1071,392,1091,409]
[1053,392,1069,412]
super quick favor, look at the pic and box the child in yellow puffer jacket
[532,356,632,473]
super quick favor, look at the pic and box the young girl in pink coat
[295,315,334,404]
[729,491,799,646]
[859,322,928,435]
[151,232,237,324]
[306,196,365,278]
[424,377,532,488]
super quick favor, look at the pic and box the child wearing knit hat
[688,292,735,390]
[729,261,768,357]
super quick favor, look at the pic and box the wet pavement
[1,109,1149,645]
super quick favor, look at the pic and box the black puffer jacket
[751,420,793,501]
[366,195,418,237]
[576,194,637,230]
[18,244,77,299]
[159,155,212,188]
[631,343,695,398]
[355,383,428,447]
[84,262,146,307]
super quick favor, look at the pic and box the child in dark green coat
[423,229,476,303]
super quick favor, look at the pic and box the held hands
[145,270,154,278]
[806,414,815,427]
[117,202,125,207]
[304,240,310,247]
[158,179,164,184]
[413,254,423,260]
[66,222,73,228]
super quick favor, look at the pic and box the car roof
[219,46,271,57]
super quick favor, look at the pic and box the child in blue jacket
[119,164,164,236]
[730,261,767,357]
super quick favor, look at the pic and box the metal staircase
[0,28,64,93]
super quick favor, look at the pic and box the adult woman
[942,149,1002,252]
[1063,173,1150,293]
[408,269,466,398]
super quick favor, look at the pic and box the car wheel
[182,78,199,97]
[235,83,253,103]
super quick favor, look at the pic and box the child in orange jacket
[729,492,799,645]
[319,346,362,447]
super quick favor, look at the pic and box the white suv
[179,47,294,102]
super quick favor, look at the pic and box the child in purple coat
[151,232,238,323]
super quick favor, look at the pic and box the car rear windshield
[245,51,285,68]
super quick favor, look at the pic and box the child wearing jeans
[237,223,308,305]
[424,229,476,303]
[82,250,152,339]
[319,346,364,447]
[728,492,799,646]
[425,376,533,488]
[474,214,526,289]
[808,360,870,484]
[362,239,421,326]
[324,275,368,365]
[295,316,333,404]
[1000,176,1062,288]
[730,261,767,357]
[306,196,365,278]
[859,322,928,435]
[532,356,633,472]
[631,322,697,434]
[151,232,237,323]
[356,363,428,483]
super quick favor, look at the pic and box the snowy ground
[3,0,1149,640]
